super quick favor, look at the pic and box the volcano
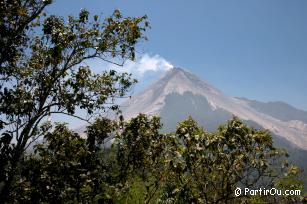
[121,67,307,151]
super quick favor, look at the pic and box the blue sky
[48,0,307,112]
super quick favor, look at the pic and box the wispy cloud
[108,53,173,77]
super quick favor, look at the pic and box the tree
[0,0,52,73]
[115,114,165,203]
[12,122,117,203]
[0,0,149,200]
[115,115,304,203]
[158,117,304,203]
[9,115,163,203]
[12,114,164,203]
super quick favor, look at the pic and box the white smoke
[107,53,173,77]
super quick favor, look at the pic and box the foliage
[4,114,305,203]
[0,0,52,73]
[11,122,119,203]
[158,117,304,203]
[116,116,305,203]
[0,0,149,201]
[115,114,165,203]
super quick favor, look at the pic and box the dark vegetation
[0,0,306,203]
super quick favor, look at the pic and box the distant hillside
[239,98,307,124]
